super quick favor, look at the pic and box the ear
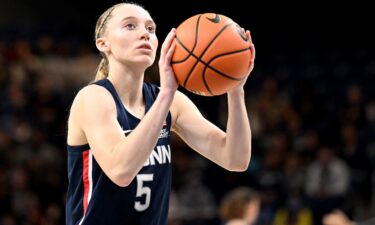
[96,37,110,53]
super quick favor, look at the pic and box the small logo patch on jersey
[159,128,169,139]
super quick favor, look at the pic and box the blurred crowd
[0,34,374,225]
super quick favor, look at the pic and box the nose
[140,28,150,41]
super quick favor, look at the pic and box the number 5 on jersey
[134,174,154,211]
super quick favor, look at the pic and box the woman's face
[102,4,158,69]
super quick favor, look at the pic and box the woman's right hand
[158,28,178,95]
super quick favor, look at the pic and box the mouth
[137,43,152,50]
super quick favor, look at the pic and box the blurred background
[0,0,374,225]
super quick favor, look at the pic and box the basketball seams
[202,47,250,95]
[171,15,202,64]
[172,37,199,63]
[205,47,251,80]
[183,22,233,88]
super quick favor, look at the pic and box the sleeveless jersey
[66,79,172,225]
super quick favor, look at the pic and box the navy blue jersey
[66,79,172,225]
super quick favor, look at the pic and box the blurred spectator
[323,210,355,225]
[219,187,261,225]
[304,146,350,225]
[323,210,375,225]
[339,123,372,218]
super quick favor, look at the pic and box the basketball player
[66,2,255,225]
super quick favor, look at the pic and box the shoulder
[70,84,116,116]
[73,84,112,105]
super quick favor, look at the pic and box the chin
[134,59,154,69]
[124,54,155,70]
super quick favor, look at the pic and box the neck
[107,62,145,110]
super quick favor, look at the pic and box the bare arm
[67,29,177,187]
[171,31,255,171]
[171,88,251,171]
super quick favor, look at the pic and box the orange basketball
[171,13,252,96]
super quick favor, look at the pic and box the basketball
[171,13,252,96]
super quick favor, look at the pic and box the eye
[146,25,156,33]
[125,23,136,30]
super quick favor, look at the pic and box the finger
[160,28,176,58]
[245,30,255,64]
[250,43,256,61]
[246,30,253,44]
[165,42,176,63]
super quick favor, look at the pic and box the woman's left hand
[230,30,255,93]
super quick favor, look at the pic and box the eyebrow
[120,16,156,26]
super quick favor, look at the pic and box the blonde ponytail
[94,58,109,81]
